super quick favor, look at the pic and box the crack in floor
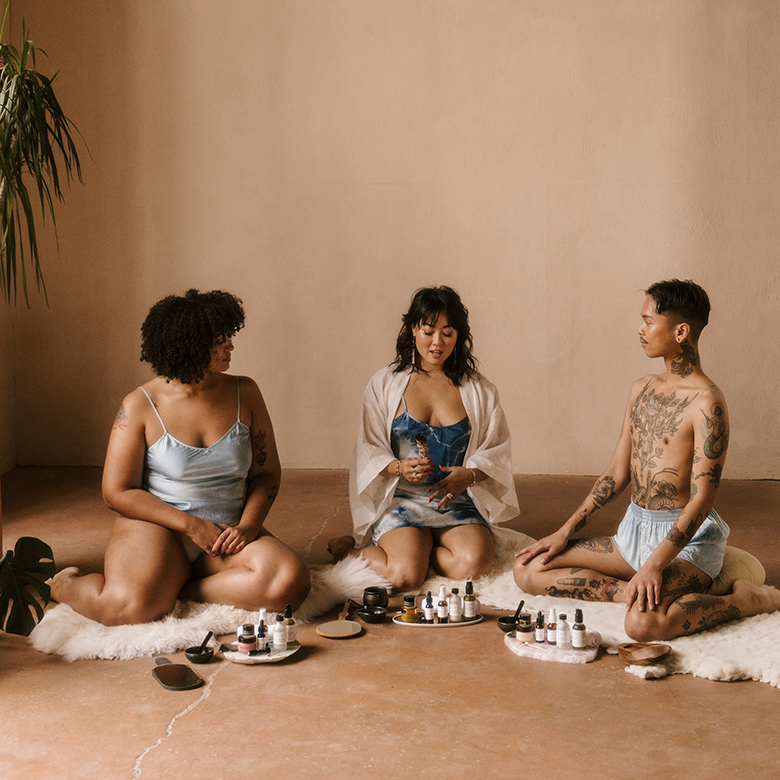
[302,495,351,559]
[132,663,227,778]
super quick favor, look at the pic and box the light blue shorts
[612,502,729,580]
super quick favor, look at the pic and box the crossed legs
[513,535,780,641]
[51,517,310,626]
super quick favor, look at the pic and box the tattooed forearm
[113,405,128,431]
[701,403,728,460]
[266,485,279,504]
[670,342,698,378]
[252,430,268,467]
[665,514,700,550]
[592,476,617,509]
[695,462,722,487]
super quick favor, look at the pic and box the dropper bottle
[572,608,587,650]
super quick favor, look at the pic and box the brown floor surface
[1,468,778,779]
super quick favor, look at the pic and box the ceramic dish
[220,641,301,664]
[618,642,672,665]
[391,613,484,627]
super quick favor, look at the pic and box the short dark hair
[140,289,245,383]
[645,279,711,340]
[393,286,478,385]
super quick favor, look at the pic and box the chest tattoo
[629,381,696,509]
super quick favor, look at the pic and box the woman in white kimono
[329,286,519,592]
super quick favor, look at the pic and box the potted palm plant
[0,7,83,305]
[1,10,83,634]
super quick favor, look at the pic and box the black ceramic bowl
[185,645,214,664]
[497,616,518,633]
[358,606,387,624]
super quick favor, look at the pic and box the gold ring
[445,492,454,500]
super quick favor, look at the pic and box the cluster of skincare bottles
[535,607,588,649]
[236,605,297,654]
[419,582,479,623]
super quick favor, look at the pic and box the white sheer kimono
[349,366,520,548]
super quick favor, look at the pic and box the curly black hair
[392,286,478,386]
[140,289,245,384]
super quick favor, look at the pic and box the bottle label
[572,628,586,649]
[464,600,477,619]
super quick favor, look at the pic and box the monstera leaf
[0,536,55,636]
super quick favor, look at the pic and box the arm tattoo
[670,342,699,378]
[695,462,722,487]
[252,430,268,467]
[113,405,128,431]
[592,476,617,508]
[665,513,700,550]
[701,404,728,460]
[266,485,279,504]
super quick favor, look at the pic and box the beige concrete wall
[7,1,779,478]
[0,305,14,474]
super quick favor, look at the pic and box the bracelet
[395,460,401,477]
[470,469,477,486]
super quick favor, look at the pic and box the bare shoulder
[112,386,155,431]
[627,373,661,402]
[237,375,272,420]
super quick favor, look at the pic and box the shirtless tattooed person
[514,279,780,641]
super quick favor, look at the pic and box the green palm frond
[0,11,83,305]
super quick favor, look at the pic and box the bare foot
[327,536,356,562]
[731,579,780,615]
[48,566,82,603]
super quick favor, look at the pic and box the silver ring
[445,492,454,500]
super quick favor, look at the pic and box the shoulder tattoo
[113,404,128,431]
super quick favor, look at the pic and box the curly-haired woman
[329,286,519,592]
[51,289,310,625]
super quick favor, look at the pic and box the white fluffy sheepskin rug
[30,527,780,687]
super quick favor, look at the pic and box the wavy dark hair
[392,286,478,385]
[645,279,710,340]
[140,289,245,384]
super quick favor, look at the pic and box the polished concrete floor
[1,468,778,779]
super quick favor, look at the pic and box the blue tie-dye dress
[370,403,489,543]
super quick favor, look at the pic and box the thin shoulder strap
[235,376,241,422]
[138,387,167,433]
[401,393,408,413]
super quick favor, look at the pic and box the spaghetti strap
[401,394,408,413]
[235,376,241,422]
[139,387,167,433]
